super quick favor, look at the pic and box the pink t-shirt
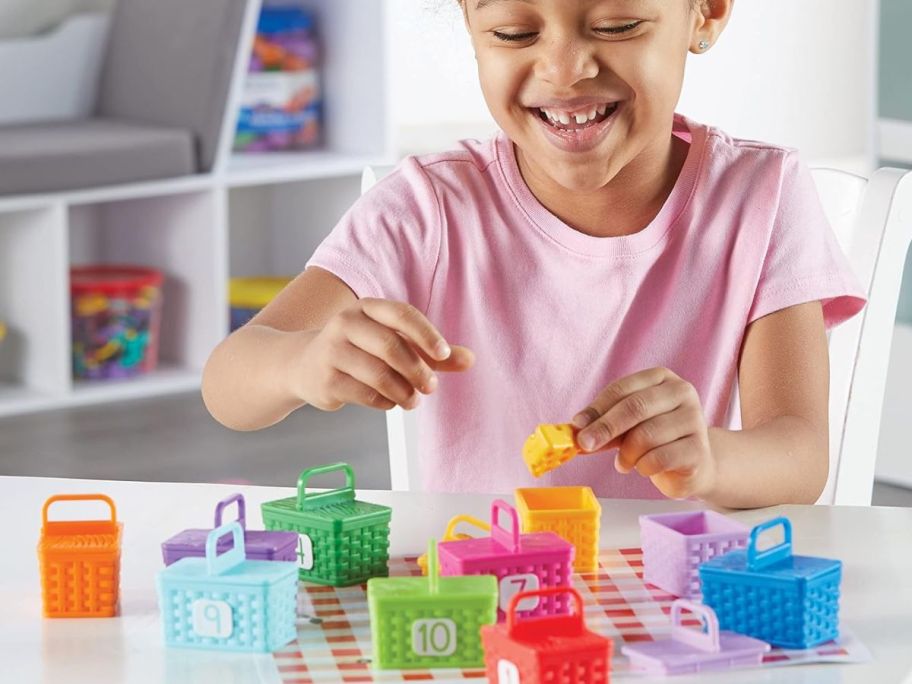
[307,113,866,498]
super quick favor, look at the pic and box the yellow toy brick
[522,424,581,477]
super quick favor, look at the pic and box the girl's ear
[689,0,735,54]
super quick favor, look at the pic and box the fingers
[361,299,452,362]
[335,342,421,409]
[576,372,694,452]
[572,368,672,431]
[344,315,438,395]
[325,371,398,412]
[424,345,475,373]
[614,405,702,473]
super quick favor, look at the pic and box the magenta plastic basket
[162,493,298,566]
[437,499,574,622]
[640,510,749,599]
[622,600,770,675]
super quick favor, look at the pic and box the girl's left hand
[571,368,716,500]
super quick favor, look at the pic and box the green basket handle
[42,494,117,527]
[206,521,246,576]
[671,599,720,653]
[490,499,520,553]
[296,462,356,511]
[746,517,793,571]
[427,539,440,595]
[507,586,584,635]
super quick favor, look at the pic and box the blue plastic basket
[699,517,841,649]
[157,521,298,652]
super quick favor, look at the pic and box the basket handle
[490,499,520,553]
[443,514,491,541]
[670,599,720,653]
[427,539,439,595]
[507,586,584,634]
[206,521,246,576]
[746,517,792,571]
[214,493,246,530]
[42,494,117,527]
[296,462,355,510]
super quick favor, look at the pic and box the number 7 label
[499,573,540,612]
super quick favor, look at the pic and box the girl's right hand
[297,298,474,412]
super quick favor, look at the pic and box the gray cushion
[0,118,194,195]
[97,0,249,172]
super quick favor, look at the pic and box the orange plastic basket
[515,487,601,573]
[38,494,123,618]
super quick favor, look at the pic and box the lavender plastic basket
[162,493,298,566]
[640,511,749,599]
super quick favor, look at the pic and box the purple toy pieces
[161,493,298,566]
[640,510,749,599]
[622,600,770,675]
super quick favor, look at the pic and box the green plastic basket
[261,462,391,586]
[368,540,498,670]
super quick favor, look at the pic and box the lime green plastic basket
[368,540,498,670]
[261,462,392,587]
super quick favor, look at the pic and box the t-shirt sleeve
[305,157,442,313]
[748,150,867,329]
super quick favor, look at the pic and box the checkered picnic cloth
[272,548,870,682]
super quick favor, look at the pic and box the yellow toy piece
[417,514,491,575]
[515,486,601,572]
[522,423,581,477]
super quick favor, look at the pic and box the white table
[1,476,910,683]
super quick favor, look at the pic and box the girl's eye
[595,20,644,35]
[492,30,537,43]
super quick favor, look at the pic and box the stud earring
[698,40,710,51]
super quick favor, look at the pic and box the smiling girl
[203,0,865,508]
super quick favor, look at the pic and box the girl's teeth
[558,112,570,125]
[538,103,616,126]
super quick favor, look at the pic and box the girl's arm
[705,300,829,507]
[202,267,472,432]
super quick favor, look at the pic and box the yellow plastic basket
[515,487,601,573]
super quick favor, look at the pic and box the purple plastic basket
[162,493,298,566]
[640,511,749,599]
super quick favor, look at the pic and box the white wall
[388,0,878,170]
[0,0,113,39]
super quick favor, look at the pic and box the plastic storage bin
[418,514,491,576]
[640,510,749,599]
[38,494,123,618]
[261,462,391,586]
[157,521,298,652]
[367,540,497,670]
[162,493,297,566]
[622,600,769,675]
[481,587,613,684]
[522,423,580,477]
[700,517,842,649]
[70,265,163,380]
[438,500,574,622]
[515,486,601,572]
[228,277,292,332]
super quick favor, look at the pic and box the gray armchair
[0,0,250,195]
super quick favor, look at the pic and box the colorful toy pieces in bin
[418,514,491,576]
[515,486,601,572]
[522,423,581,477]
[70,265,163,380]
[481,587,613,684]
[639,510,749,599]
[38,494,123,618]
[261,462,392,586]
[699,516,842,649]
[157,522,298,652]
[368,540,497,670]
[622,599,769,675]
[438,500,574,622]
[161,493,297,566]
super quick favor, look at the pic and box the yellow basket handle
[443,514,491,541]
[42,494,117,527]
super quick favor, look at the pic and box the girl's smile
[529,100,621,153]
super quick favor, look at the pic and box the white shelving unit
[0,0,395,418]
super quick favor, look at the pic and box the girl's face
[463,0,711,194]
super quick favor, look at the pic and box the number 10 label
[412,618,457,656]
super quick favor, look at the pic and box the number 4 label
[412,618,457,656]
[297,533,314,570]
[499,573,540,612]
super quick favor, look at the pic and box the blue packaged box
[157,521,298,652]
[699,517,841,649]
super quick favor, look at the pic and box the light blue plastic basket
[699,517,841,649]
[157,521,298,652]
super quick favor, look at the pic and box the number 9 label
[192,599,233,638]
[499,573,540,612]
[412,618,457,656]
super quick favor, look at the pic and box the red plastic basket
[481,587,613,684]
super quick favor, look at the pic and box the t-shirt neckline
[495,112,707,258]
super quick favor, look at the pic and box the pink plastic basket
[639,511,748,599]
[438,499,574,622]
